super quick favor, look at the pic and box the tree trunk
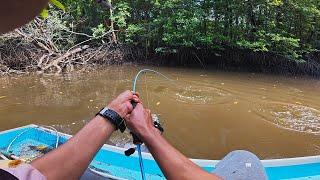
[109,0,117,43]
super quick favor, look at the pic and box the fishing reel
[124,101,164,156]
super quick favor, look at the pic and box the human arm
[31,90,140,180]
[125,104,221,180]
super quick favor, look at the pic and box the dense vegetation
[59,0,319,61]
[0,0,319,75]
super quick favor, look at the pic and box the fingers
[124,103,143,125]
[145,109,151,115]
[132,95,141,104]
[132,91,140,98]
[144,109,152,123]
[115,90,142,117]
[126,101,134,112]
[118,90,133,101]
[127,99,142,112]
[119,90,141,102]
[134,103,144,110]
[128,102,143,115]
[107,91,142,118]
[124,114,130,121]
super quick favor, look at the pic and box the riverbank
[1,43,320,78]
[1,32,319,77]
[0,31,130,75]
[143,47,320,78]
[2,0,319,77]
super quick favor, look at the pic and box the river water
[0,65,319,160]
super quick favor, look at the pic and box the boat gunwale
[1,124,319,168]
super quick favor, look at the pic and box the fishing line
[131,69,173,180]
[132,69,173,93]
[144,73,150,108]
[137,144,146,180]
[133,69,213,106]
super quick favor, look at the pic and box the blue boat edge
[0,124,319,180]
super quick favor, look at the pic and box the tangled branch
[0,12,125,75]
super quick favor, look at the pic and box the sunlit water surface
[0,65,319,159]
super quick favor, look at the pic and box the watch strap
[97,107,126,132]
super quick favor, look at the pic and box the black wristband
[96,108,126,132]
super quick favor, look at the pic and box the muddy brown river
[0,65,319,160]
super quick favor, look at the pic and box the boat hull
[0,125,319,179]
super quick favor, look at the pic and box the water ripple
[173,85,232,105]
[255,102,320,134]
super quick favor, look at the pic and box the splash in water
[256,102,320,134]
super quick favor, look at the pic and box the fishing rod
[125,69,171,180]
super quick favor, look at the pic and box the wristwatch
[96,107,126,132]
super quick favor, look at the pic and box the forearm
[31,116,115,180]
[144,129,220,180]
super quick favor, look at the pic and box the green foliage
[112,2,130,28]
[50,0,66,11]
[91,24,106,38]
[268,33,301,59]
[40,0,65,19]
[125,24,144,43]
[50,0,320,62]
[237,30,302,59]
[155,47,177,53]
[40,9,49,19]
[237,40,269,52]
